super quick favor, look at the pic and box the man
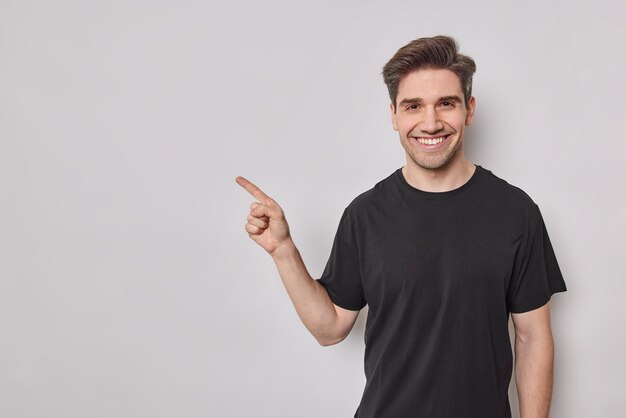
[236,35,567,418]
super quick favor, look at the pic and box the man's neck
[402,157,476,193]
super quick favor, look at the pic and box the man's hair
[382,35,476,112]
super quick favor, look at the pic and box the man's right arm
[271,239,360,346]
[235,175,360,346]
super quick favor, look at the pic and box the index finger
[235,176,272,203]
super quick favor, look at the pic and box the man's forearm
[271,239,341,345]
[514,332,555,418]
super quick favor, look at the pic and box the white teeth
[416,135,447,145]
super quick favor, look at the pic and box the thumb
[251,202,281,220]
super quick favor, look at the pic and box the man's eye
[440,101,454,107]
[406,104,419,110]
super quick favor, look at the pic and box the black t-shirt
[316,164,567,418]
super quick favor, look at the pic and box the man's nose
[419,107,443,133]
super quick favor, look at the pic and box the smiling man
[393,67,476,187]
[237,35,567,418]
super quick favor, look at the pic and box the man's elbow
[316,334,346,347]
[313,304,357,347]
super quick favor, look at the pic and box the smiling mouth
[412,134,451,145]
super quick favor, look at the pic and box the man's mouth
[411,134,451,146]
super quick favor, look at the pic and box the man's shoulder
[478,165,538,210]
[475,165,547,232]
[343,169,397,216]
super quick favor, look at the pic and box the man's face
[391,68,476,171]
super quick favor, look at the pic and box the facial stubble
[401,133,463,171]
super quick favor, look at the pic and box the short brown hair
[382,35,476,112]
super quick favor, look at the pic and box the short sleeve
[316,208,367,311]
[507,204,567,313]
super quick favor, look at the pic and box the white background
[1,0,624,417]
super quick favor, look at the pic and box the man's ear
[390,103,399,131]
[465,96,476,126]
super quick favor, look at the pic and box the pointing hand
[236,176,292,255]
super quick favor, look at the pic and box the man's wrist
[271,238,298,260]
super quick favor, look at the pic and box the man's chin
[409,151,458,171]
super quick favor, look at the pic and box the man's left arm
[512,303,555,418]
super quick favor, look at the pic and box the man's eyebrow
[439,95,463,103]
[398,97,423,106]
[398,95,463,107]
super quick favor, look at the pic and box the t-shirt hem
[316,279,365,311]
[508,287,567,314]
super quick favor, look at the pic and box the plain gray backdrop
[1,0,625,417]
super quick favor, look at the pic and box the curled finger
[245,222,262,235]
[247,214,269,229]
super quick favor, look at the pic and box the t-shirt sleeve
[507,204,567,313]
[316,207,367,311]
